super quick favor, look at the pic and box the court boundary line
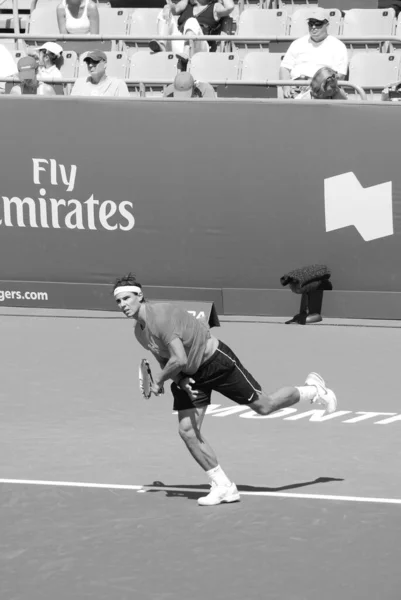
[1,478,401,506]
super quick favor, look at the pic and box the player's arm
[153,338,188,388]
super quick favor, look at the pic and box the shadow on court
[144,476,344,501]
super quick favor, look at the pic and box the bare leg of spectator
[150,10,185,55]
[183,18,209,56]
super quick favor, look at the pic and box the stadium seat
[98,7,130,44]
[8,49,26,64]
[289,7,342,37]
[189,52,240,83]
[277,0,318,17]
[128,51,177,81]
[78,51,129,78]
[27,4,59,35]
[349,52,401,98]
[234,9,288,54]
[240,51,285,80]
[342,8,396,36]
[343,8,396,55]
[126,8,160,50]
[59,50,78,78]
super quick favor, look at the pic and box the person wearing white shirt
[279,7,348,99]
[0,43,17,93]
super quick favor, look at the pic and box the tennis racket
[139,359,164,399]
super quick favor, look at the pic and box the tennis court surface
[1,307,401,600]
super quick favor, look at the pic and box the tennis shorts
[171,340,262,412]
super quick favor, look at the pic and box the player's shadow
[144,476,344,502]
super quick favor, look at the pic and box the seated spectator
[295,67,348,100]
[163,71,216,98]
[378,0,401,17]
[381,80,401,102]
[57,0,99,34]
[0,43,17,94]
[70,50,130,97]
[149,0,234,57]
[37,42,64,80]
[7,56,56,96]
[279,8,348,99]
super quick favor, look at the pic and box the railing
[0,33,400,43]
[0,77,367,100]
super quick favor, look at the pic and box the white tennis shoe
[305,372,337,414]
[198,482,240,506]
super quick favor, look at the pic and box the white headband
[113,285,143,298]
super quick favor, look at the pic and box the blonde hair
[310,67,339,99]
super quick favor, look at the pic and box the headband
[113,285,143,298]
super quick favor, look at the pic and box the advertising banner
[0,96,400,316]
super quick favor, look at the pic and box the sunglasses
[308,20,326,28]
[86,59,103,66]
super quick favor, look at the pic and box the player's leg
[177,406,218,471]
[213,342,337,416]
[172,383,240,506]
[249,372,337,416]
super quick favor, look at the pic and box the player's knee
[249,395,275,416]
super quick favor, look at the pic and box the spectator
[381,80,401,102]
[7,56,56,96]
[36,42,63,80]
[295,67,348,100]
[70,49,130,97]
[0,43,17,94]
[279,8,348,99]
[163,71,216,98]
[57,0,99,34]
[149,0,234,57]
[378,0,401,17]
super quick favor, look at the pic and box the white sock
[295,385,318,402]
[206,465,231,487]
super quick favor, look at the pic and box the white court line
[1,478,401,506]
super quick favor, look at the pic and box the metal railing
[0,77,368,100]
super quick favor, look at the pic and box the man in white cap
[279,7,348,99]
[163,71,216,98]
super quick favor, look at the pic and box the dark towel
[280,264,331,294]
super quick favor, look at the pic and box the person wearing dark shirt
[149,0,234,56]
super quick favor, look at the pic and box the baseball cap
[307,7,328,22]
[84,50,107,63]
[173,72,194,98]
[38,42,63,57]
[17,56,37,80]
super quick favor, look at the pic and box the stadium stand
[0,0,400,101]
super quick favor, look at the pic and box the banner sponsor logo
[0,158,135,231]
[324,172,393,241]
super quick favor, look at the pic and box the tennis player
[114,274,337,507]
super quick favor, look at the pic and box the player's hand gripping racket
[139,359,164,399]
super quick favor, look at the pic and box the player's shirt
[135,302,211,375]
